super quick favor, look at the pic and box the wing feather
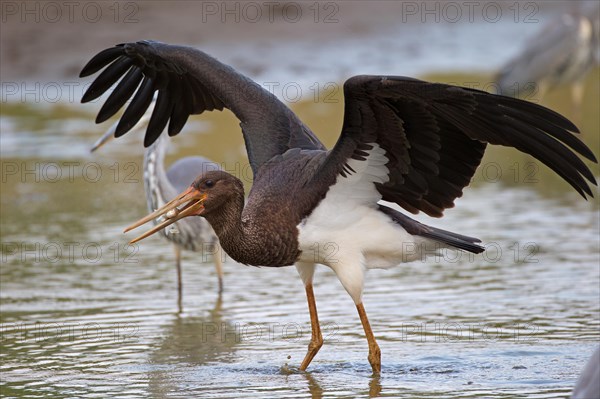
[317,75,596,217]
[80,41,325,174]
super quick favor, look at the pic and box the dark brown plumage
[188,171,299,267]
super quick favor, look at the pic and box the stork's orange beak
[124,186,206,244]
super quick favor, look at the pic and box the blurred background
[1,1,599,398]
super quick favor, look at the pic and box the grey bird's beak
[90,123,116,153]
[90,101,155,153]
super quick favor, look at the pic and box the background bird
[495,4,599,122]
[81,41,597,374]
[571,346,600,399]
[91,115,224,311]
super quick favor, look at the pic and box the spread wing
[80,40,325,174]
[317,76,597,217]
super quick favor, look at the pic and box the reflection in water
[283,365,381,398]
[302,372,324,399]
[150,296,238,364]
[368,375,382,398]
[148,295,239,394]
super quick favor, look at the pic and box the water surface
[1,5,600,396]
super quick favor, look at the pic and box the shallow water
[2,101,599,398]
[2,4,600,397]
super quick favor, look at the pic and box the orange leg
[357,302,381,374]
[299,283,323,371]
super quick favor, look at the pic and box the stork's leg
[300,282,323,370]
[214,243,224,294]
[356,302,381,374]
[329,256,380,373]
[296,263,323,371]
[174,245,183,312]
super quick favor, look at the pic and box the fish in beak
[124,186,207,244]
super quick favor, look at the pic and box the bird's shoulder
[245,148,332,222]
[254,148,330,188]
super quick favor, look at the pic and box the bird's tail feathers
[420,226,484,254]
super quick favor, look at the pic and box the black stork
[80,40,597,374]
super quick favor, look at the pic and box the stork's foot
[368,342,381,374]
[300,335,323,371]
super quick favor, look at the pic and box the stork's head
[125,170,244,244]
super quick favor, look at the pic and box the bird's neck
[203,195,299,267]
[143,136,174,212]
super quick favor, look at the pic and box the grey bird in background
[495,3,599,122]
[572,346,600,399]
[91,112,224,311]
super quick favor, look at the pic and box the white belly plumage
[298,202,432,268]
[295,143,443,303]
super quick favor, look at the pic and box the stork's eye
[204,179,215,188]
